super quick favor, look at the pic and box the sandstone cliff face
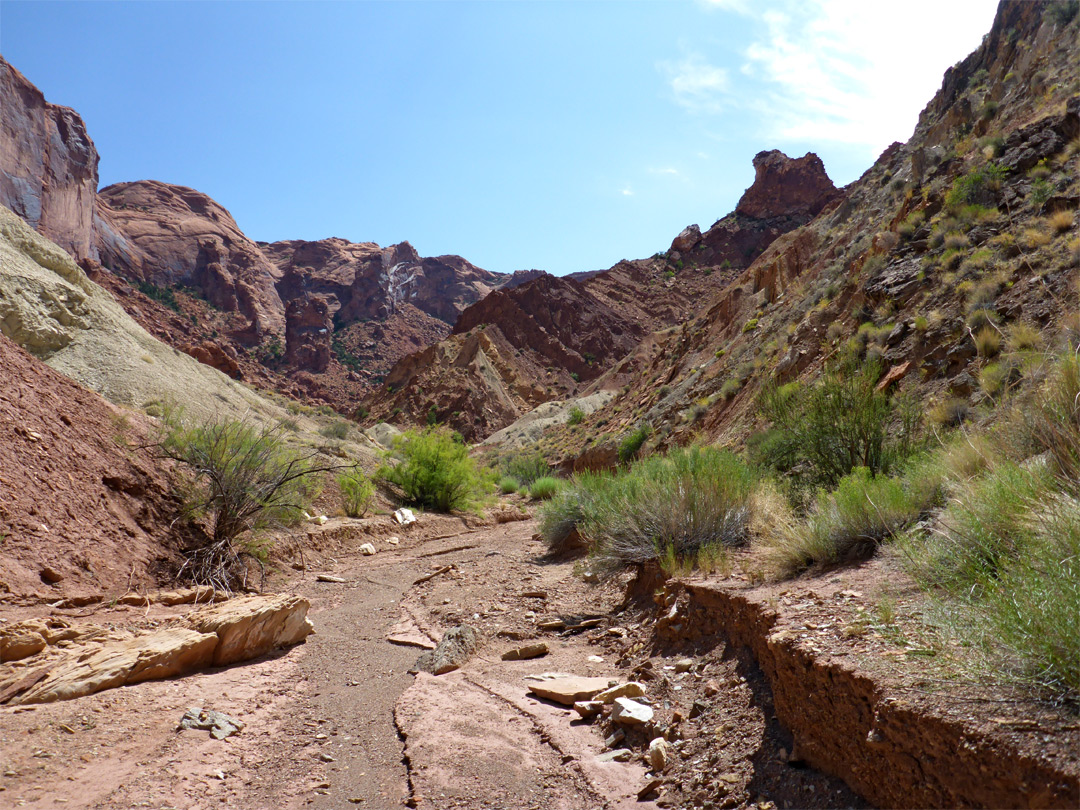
[265,237,505,327]
[284,294,332,372]
[95,180,286,342]
[0,57,99,262]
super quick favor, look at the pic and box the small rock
[386,536,400,545]
[674,658,693,673]
[587,655,604,663]
[520,590,547,599]
[703,679,720,697]
[316,574,346,583]
[607,627,627,637]
[501,643,549,661]
[593,682,646,704]
[536,619,566,631]
[393,508,417,526]
[319,753,336,762]
[596,749,631,763]
[359,543,376,556]
[40,567,63,585]
[647,737,669,770]
[573,700,603,719]
[611,697,653,726]
[605,728,626,748]
[178,708,245,740]
[638,777,663,800]
[689,699,709,719]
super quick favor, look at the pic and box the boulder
[670,224,702,253]
[410,625,480,675]
[185,593,314,667]
[9,627,219,704]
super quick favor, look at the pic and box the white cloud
[621,186,634,196]
[697,0,751,13]
[659,53,730,114]
[648,167,680,176]
[740,0,998,153]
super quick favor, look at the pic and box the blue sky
[1,0,998,276]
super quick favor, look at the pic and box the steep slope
[0,334,186,601]
[365,149,840,440]
[535,0,1079,468]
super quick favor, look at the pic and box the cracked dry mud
[1,515,1075,809]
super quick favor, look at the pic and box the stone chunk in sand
[526,676,612,706]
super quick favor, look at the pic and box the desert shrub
[529,476,561,500]
[339,468,375,517]
[1006,323,1042,352]
[499,475,521,495]
[320,420,351,440]
[501,451,550,487]
[757,468,921,579]
[942,232,970,251]
[618,422,652,464]
[378,427,490,513]
[1021,227,1052,249]
[719,377,742,400]
[979,362,1008,396]
[928,397,971,427]
[945,163,1007,211]
[159,413,334,587]
[913,315,929,332]
[757,359,923,489]
[742,317,759,333]
[974,326,1002,358]
[540,447,756,572]
[279,416,300,432]
[1048,210,1075,235]
[567,406,585,426]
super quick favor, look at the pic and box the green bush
[540,446,756,573]
[378,427,490,513]
[567,407,585,426]
[158,413,332,587]
[320,420,351,440]
[498,475,521,495]
[618,422,652,464]
[945,163,1007,210]
[757,359,923,489]
[339,468,375,517]
[502,451,550,487]
[758,468,921,578]
[529,476,561,500]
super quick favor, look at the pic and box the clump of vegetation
[339,468,375,517]
[945,163,1006,211]
[501,451,550,487]
[755,359,923,490]
[498,475,521,495]
[618,422,652,463]
[567,406,585,426]
[136,280,182,313]
[158,411,335,588]
[377,427,490,513]
[320,420,351,440]
[756,468,923,579]
[540,446,756,573]
[529,476,561,500]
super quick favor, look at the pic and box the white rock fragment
[393,508,417,526]
[611,697,654,726]
[360,543,377,556]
